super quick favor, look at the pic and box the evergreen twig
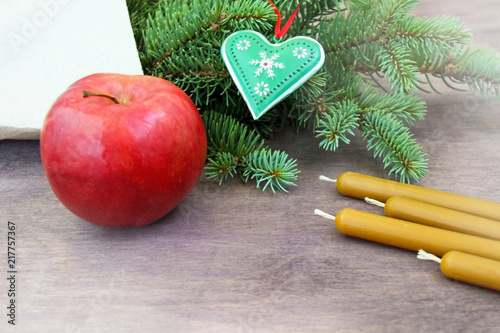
[243,149,300,193]
[202,111,300,191]
[127,0,500,190]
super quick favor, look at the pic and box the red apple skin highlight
[40,73,207,228]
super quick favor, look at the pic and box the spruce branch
[273,0,347,36]
[221,0,275,32]
[126,0,162,48]
[317,0,475,95]
[378,0,419,22]
[127,0,500,188]
[202,111,264,160]
[377,38,420,93]
[243,149,300,193]
[360,111,428,183]
[444,47,500,97]
[141,0,225,73]
[205,152,238,185]
[316,101,360,151]
[357,89,427,126]
[318,6,380,61]
[394,15,472,59]
[202,111,299,192]
[286,69,348,132]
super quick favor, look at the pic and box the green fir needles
[127,0,500,191]
[244,149,299,193]
[203,111,299,192]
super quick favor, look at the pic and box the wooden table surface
[2,1,500,332]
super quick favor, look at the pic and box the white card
[0,0,144,139]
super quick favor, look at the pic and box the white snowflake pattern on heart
[222,30,325,120]
[255,82,270,96]
[250,51,284,78]
[237,40,251,51]
[293,46,308,59]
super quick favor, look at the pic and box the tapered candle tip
[319,175,337,183]
[314,209,336,221]
[365,197,385,208]
[417,249,442,263]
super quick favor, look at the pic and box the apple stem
[82,90,121,104]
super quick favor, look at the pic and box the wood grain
[1,1,500,332]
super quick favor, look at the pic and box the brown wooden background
[1,1,500,332]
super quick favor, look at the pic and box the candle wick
[417,249,442,264]
[365,197,386,208]
[319,175,337,183]
[314,209,336,221]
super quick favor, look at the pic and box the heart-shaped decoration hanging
[221,30,325,120]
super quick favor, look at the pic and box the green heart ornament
[221,30,325,120]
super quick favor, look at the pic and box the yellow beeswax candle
[314,208,500,261]
[334,172,500,222]
[418,250,500,292]
[381,196,500,241]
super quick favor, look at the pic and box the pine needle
[127,0,500,189]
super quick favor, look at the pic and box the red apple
[40,73,207,227]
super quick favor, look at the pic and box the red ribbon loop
[268,1,302,40]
